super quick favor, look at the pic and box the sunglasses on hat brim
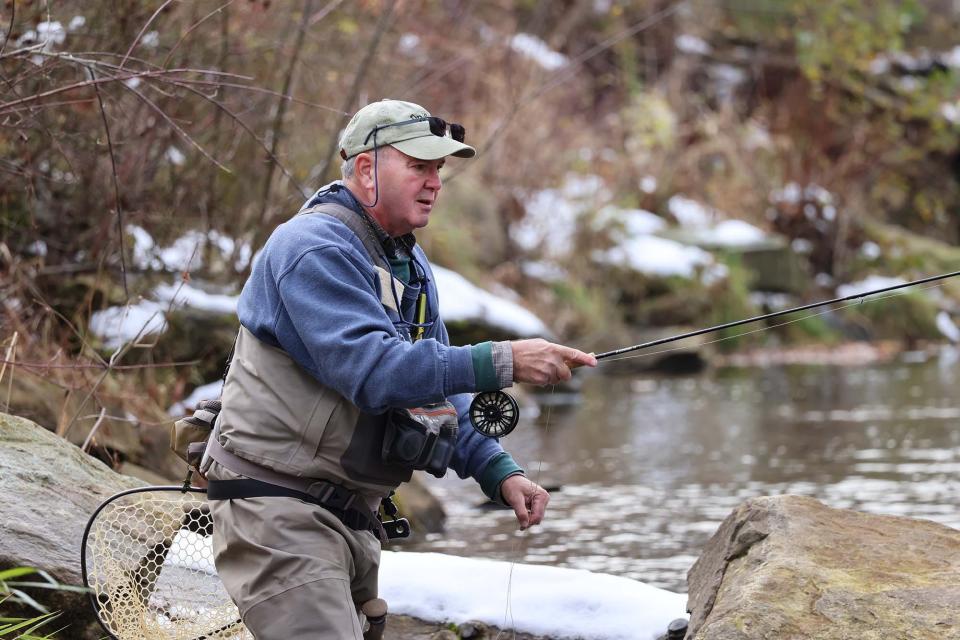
[363,116,466,147]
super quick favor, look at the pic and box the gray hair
[341,145,399,180]
[341,155,356,180]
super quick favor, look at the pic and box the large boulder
[0,412,145,638]
[687,495,960,639]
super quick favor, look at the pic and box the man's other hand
[511,339,597,386]
[500,475,550,530]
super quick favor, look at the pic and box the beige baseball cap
[338,99,476,161]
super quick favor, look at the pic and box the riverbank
[714,339,958,368]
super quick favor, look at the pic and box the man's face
[368,147,445,237]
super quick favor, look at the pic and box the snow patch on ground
[434,266,549,338]
[380,551,686,640]
[836,276,907,298]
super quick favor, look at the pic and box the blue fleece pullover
[238,183,521,498]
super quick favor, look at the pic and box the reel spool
[469,390,520,437]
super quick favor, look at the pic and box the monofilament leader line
[471,270,960,437]
[594,269,960,362]
[599,280,951,365]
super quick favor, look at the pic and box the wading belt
[205,437,403,541]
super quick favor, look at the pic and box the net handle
[79,485,209,640]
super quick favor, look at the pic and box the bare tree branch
[118,80,233,173]
[0,1,14,57]
[253,0,317,243]
[163,0,239,69]
[315,0,397,182]
[120,0,177,69]
[166,78,303,193]
[88,64,130,301]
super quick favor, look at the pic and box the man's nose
[425,166,442,191]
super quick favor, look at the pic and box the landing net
[80,487,252,640]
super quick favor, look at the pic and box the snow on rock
[667,195,719,228]
[836,276,906,298]
[510,33,568,70]
[89,300,168,350]
[380,551,687,640]
[675,34,711,55]
[168,380,224,416]
[860,241,882,260]
[521,260,567,283]
[594,235,715,278]
[689,219,767,247]
[594,205,666,237]
[37,21,66,46]
[128,225,252,273]
[936,311,960,343]
[434,266,549,338]
[154,282,238,314]
[941,102,960,124]
[165,146,186,166]
[512,174,607,255]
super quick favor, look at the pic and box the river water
[408,347,960,593]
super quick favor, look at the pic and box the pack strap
[205,436,397,540]
[207,478,387,539]
[300,202,407,312]
[299,203,390,272]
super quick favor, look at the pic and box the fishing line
[594,270,960,362]
[489,278,954,638]
[495,384,556,640]
[598,281,950,366]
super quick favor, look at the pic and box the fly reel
[469,390,520,437]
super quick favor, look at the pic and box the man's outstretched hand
[511,339,596,386]
[500,475,550,530]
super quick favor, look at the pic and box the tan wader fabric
[208,461,381,639]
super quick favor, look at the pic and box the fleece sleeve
[273,243,476,414]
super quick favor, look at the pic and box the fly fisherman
[203,99,597,639]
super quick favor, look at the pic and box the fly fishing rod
[469,269,960,437]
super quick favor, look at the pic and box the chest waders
[202,202,422,542]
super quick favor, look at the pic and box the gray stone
[0,411,144,638]
[687,495,960,640]
[459,619,489,638]
[394,472,447,534]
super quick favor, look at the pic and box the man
[204,99,596,639]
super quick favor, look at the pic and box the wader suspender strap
[299,203,391,272]
[205,202,410,540]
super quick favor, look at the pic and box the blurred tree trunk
[313,0,397,187]
[247,0,316,273]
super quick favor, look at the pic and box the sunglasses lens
[450,124,465,143]
[428,117,446,137]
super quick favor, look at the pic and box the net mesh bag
[81,488,252,640]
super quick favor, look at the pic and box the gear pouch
[170,399,221,470]
[382,401,459,478]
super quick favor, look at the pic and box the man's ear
[354,152,375,189]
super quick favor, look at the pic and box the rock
[394,472,447,535]
[686,495,960,640]
[0,412,144,639]
[5,374,143,459]
[430,630,459,640]
[4,371,188,482]
[387,614,546,640]
[599,326,710,375]
[459,619,489,638]
[118,460,175,485]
